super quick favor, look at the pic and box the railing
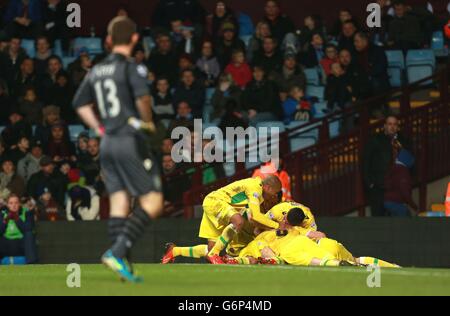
[165,67,449,218]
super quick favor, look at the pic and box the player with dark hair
[72,16,163,283]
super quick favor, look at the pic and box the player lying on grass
[272,202,401,267]
[163,176,283,264]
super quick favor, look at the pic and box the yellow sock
[236,257,252,265]
[359,257,400,268]
[173,245,208,258]
[208,224,237,256]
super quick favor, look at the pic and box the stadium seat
[306,85,325,101]
[406,49,436,84]
[1,256,26,265]
[304,68,320,86]
[69,125,87,142]
[53,39,64,57]
[386,50,405,87]
[205,88,215,105]
[289,137,316,152]
[202,105,213,124]
[313,101,328,118]
[62,57,76,69]
[21,39,35,58]
[329,120,340,139]
[0,126,5,135]
[431,31,448,57]
[73,37,103,55]
[256,121,286,136]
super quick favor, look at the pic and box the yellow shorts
[199,196,240,240]
[239,239,269,259]
[226,221,256,256]
[317,238,355,262]
[279,236,336,266]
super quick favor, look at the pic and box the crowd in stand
[0,0,448,231]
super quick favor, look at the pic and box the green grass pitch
[1,264,450,296]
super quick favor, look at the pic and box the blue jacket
[4,0,43,23]
[283,97,315,124]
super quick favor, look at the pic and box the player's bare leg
[356,257,401,268]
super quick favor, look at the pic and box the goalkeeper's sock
[108,217,126,245]
[173,245,208,259]
[208,224,237,256]
[111,208,151,258]
[359,257,400,268]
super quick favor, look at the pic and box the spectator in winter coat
[225,50,253,89]
[17,141,43,182]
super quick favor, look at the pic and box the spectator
[325,62,352,111]
[33,36,52,76]
[243,65,281,126]
[173,69,205,118]
[320,44,339,77]
[12,57,37,98]
[354,32,390,95]
[132,43,146,65]
[218,99,248,133]
[4,135,30,166]
[209,1,238,39]
[148,33,179,85]
[152,77,175,127]
[51,72,75,123]
[298,15,326,51]
[46,121,76,163]
[384,149,418,217]
[338,20,358,54]
[160,138,174,156]
[3,0,43,39]
[75,132,89,161]
[363,115,412,217]
[299,32,325,68]
[196,40,221,88]
[1,109,32,148]
[0,160,26,201]
[282,85,312,125]
[0,37,27,84]
[0,79,13,125]
[69,53,92,89]
[43,0,70,52]
[66,185,100,221]
[225,49,252,89]
[152,0,206,30]
[388,0,425,50]
[0,194,38,264]
[215,22,246,69]
[262,0,296,50]
[211,73,243,122]
[252,36,283,76]
[40,55,66,104]
[330,9,360,38]
[272,53,307,101]
[78,138,101,187]
[170,20,199,56]
[168,101,195,132]
[17,140,43,182]
[18,86,43,125]
[178,54,202,82]
[0,140,6,165]
[247,21,272,63]
[339,49,371,101]
[34,105,62,148]
[27,155,67,212]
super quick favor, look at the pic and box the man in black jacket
[152,0,206,31]
[26,156,67,209]
[362,115,412,217]
[354,32,390,95]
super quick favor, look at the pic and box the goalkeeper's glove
[128,117,156,133]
